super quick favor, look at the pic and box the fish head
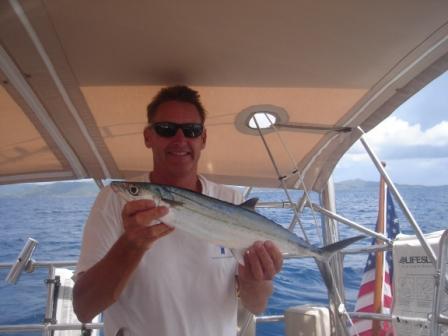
[110,182,162,203]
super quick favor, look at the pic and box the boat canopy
[1,1,447,191]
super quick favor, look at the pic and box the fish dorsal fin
[239,197,259,211]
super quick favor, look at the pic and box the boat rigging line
[252,115,311,243]
[260,112,324,243]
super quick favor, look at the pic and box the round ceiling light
[234,104,289,135]
[248,112,277,129]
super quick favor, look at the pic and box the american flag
[350,183,400,336]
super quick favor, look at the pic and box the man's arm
[237,241,283,314]
[73,200,173,322]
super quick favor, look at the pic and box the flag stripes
[350,182,399,336]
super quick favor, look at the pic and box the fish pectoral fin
[230,248,246,266]
[239,198,259,211]
[160,197,184,207]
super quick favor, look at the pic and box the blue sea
[0,183,447,336]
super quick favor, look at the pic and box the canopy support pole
[321,178,350,336]
[357,127,437,265]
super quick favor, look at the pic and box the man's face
[144,101,206,178]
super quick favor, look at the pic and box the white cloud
[366,116,420,146]
[342,117,448,164]
[335,117,448,185]
[366,117,448,147]
[334,157,448,186]
[334,72,448,185]
[425,121,448,146]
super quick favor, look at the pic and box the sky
[333,71,448,186]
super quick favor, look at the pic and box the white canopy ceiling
[1,0,447,191]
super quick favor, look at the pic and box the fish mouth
[110,182,127,201]
[110,182,130,197]
[110,182,120,192]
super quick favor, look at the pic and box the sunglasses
[150,122,204,138]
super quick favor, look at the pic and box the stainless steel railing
[0,256,103,335]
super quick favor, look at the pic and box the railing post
[430,230,448,335]
[320,177,348,336]
[43,265,57,336]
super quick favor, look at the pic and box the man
[73,86,283,335]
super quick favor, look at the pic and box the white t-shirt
[76,175,243,336]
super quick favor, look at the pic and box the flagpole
[350,160,399,336]
[372,168,386,336]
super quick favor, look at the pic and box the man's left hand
[237,241,283,314]
[238,240,283,281]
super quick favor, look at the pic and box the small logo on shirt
[211,246,233,260]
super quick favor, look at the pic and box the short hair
[147,85,206,124]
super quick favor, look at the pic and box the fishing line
[261,112,323,244]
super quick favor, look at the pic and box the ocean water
[0,185,447,336]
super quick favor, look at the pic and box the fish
[111,181,365,311]
[110,181,365,265]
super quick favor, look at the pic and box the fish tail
[317,235,365,261]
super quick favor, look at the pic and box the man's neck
[149,171,202,192]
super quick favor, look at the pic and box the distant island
[0,180,100,198]
[0,178,445,198]
[334,178,447,191]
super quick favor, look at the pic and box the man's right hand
[73,200,174,323]
[122,199,174,251]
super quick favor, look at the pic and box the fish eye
[128,185,139,196]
